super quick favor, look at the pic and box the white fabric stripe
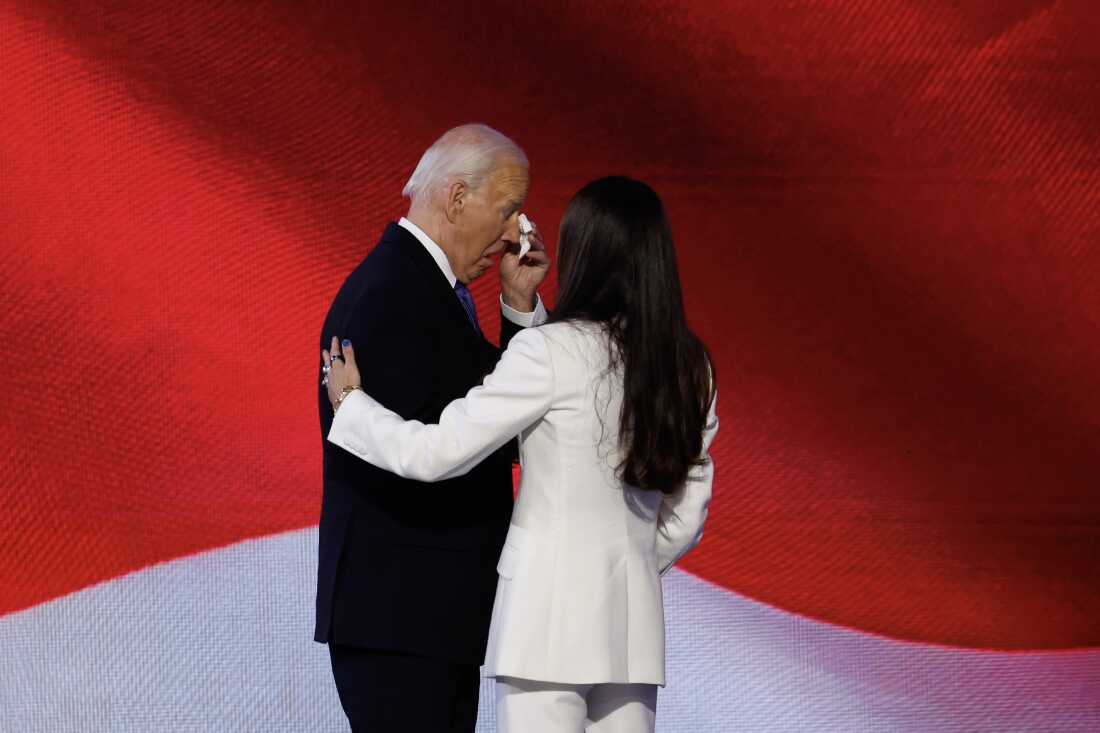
[1,528,1097,732]
[659,572,1100,732]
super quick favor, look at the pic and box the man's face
[452,159,529,284]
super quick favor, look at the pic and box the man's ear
[444,180,466,224]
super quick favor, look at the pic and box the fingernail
[342,339,350,347]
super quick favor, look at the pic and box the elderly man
[315,124,549,732]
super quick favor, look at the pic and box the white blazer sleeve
[657,390,719,575]
[327,328,554,482]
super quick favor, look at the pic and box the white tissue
[518,213,534,259]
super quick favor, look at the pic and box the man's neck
[405,209,461,277]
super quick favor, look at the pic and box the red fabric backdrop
[2,0,1098,650]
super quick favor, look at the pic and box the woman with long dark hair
[323,176,718,732]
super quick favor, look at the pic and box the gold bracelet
[335,385,362,410]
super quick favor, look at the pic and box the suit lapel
[380,222,490,349]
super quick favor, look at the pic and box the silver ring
[330,354,344,364]
[322,364,331,374]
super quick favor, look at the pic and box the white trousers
[495,676,657,733]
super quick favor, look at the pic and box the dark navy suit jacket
[315,222,521,664]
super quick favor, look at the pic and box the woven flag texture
[2,1,1099,730]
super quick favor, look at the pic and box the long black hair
[549,176,715,494]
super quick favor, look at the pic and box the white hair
[402,123,528,203]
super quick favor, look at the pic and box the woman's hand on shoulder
[321,336,362,410]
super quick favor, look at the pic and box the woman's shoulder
[531,320,613,374]
[534,319,606,342]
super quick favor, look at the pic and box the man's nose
[502,213,521,244]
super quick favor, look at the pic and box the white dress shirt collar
[399,216,549,328]
[398,217,457,288]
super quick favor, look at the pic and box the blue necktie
[454,281,482,336]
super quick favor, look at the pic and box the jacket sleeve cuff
[500,294,548,327]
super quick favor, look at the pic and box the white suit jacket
[328,321,718,685]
